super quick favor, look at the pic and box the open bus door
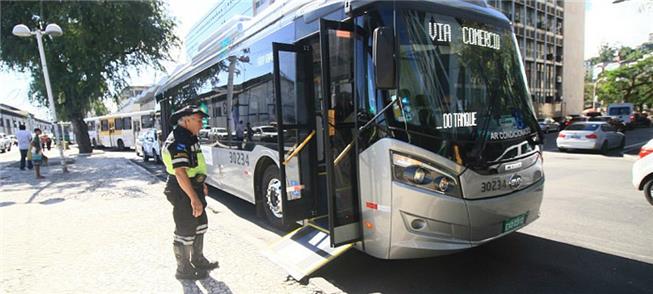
[263,20,364,281]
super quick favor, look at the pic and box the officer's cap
[170,105,208,125]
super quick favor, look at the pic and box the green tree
[596,56,653,109]
[0,1,178,153]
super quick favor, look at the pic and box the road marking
[624,142,646,152]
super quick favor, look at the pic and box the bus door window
[321,21,362,232]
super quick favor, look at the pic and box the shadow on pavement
[314,232,653,294]
[206,187,294,237]
[180,274,232,294]
[128,158,292,236]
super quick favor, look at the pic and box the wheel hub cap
[266,179,283,218]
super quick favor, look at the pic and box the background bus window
[123,117,132,130]
[100,120,109,131]
[115,118,124,130]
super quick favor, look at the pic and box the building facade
[184,0,254,60]
[488,0,585,117]
[0,104,53,135]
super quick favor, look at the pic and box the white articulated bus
[85,110,158,149]
[156,0,545,279]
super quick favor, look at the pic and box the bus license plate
[502,213,527,232]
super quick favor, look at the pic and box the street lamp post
[12,23,68,173]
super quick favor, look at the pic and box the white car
[252,126,278,142]
[556,122,625,154]
[632,138,653,205]
[0,133,12,153]
[137,129,161,163]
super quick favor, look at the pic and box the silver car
[556,122,625,153]
[538,117,560,133]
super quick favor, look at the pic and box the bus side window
[123,117,132,130]
[101,120,109,131]
[115,118,123,130]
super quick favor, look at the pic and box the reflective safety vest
[161,128,207,178]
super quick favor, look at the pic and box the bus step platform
[261,224,352,281]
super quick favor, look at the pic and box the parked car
[556,122,625,154]
[537,117,560,133]
[136,129,161,163]
[630,112,652,128]
[632,138,653,205]
[7,135,18,146]
[562,116,588,129]
[588,116,626,132]
[0,133,12,153]
[252,125,278,142]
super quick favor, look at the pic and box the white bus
[156,0,545,279]
[85,110,158,149]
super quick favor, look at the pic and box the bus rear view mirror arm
[373,26,396,89]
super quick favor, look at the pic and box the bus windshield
[392,9,539,167]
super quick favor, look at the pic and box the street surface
[1,126,652,293]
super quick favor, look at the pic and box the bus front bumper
[386,178,544,259]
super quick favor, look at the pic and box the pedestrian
[246,122,254,141]
[15,124,33,170]
[236,120,244,141]
[46,135,52,151]
[162,105,218,280]
[29,128,45,179]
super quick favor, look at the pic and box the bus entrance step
[261,224,352,281]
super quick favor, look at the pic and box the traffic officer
[162,105,219,280]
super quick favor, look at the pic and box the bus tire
[117,139,125,150]
[261,164,285,229]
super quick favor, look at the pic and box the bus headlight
[391,152,461,197]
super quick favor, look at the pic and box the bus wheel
[117,139,125,150]
[261,165,284,228]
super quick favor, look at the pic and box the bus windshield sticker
[436,112,477,129]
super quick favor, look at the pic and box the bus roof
[84,109,157,122]
[156,0,505,98]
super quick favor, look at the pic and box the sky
[1,0,652,120]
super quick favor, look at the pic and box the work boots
[191,234,219,271]
[173,242,208,280]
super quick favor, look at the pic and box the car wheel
[600,141,609,154]
[644,179,653,206]
[143,149,150,162]
[260,164,286,229]
[153,149,161,163]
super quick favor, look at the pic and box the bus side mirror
[373,26,396,89]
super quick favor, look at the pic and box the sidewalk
[0,152,317,293]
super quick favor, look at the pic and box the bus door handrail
[333,97,401,167]
[283,130,316,165]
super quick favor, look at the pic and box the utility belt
[167,173,206,187]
